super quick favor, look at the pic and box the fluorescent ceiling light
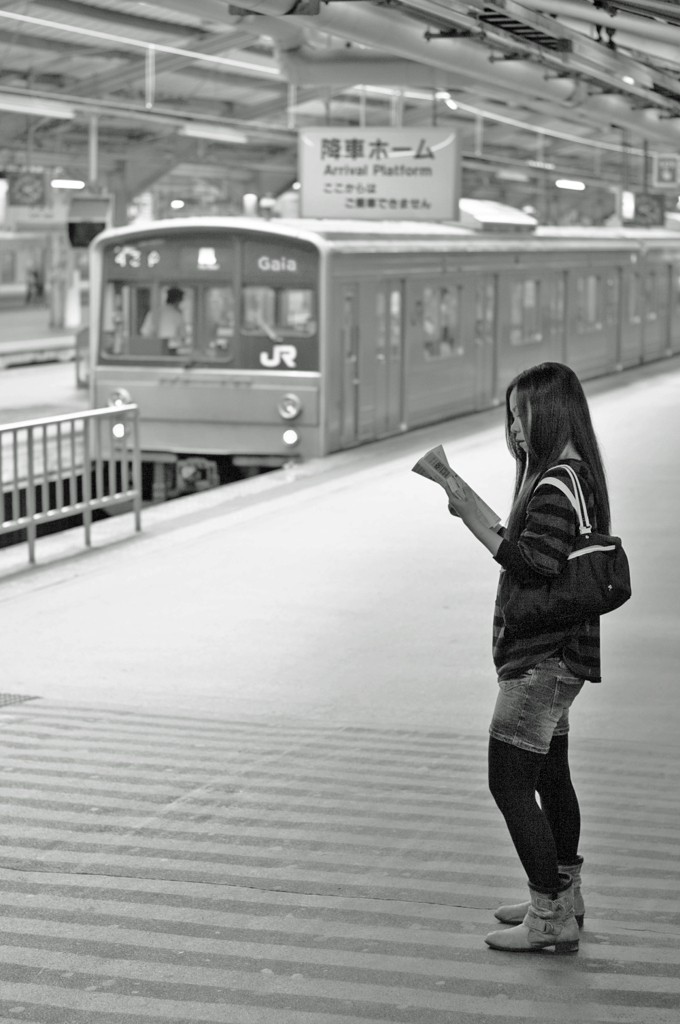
[179,123,248,145]
[0,94,75,119]
[497,169,530,182]
[555,179,586,190]
[51,179,85,189]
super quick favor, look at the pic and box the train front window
[242,286,316,337]
[102,283,196,359]
[204,286,235,361]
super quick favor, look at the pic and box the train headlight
[108,387,132,407]
[277,393,302,420]
[112,423,125,439]
[282,429,299,447]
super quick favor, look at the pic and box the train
[88,217,680,497]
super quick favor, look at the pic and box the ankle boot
[484,872,579,953]
[494,856,585,927]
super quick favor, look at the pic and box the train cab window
[421,285,461,359]
[101,283,196,358]
[509,279,542,345]
[242,286,316,337]
[577,274,601,331]
[203,287,235,361]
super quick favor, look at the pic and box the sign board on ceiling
[6,171,46,207]
[299,127,460,220]
[629,192,666,227]
[652,154,680,189]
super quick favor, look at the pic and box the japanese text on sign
[299,128,460,220]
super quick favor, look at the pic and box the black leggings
[488,733,581,894]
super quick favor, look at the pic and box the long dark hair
[505,362,610,542]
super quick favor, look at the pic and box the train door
[340,283,360,446]
[374,280,405,435]
[474,274,497,408]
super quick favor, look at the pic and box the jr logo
[259,344,298,369]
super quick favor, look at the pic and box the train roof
[93,217,680,257]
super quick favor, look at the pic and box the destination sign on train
[104,238,234,278]
[299,127,460,221]
[243,240,317,279]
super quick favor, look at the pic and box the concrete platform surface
[0,360,88,422]
[0,699,677,1024]
[0,355,678,1021]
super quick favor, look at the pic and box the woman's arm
[446,484,504,556]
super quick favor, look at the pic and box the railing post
[131,407,142,532]
[26,427,36,564]
[0,405,141,562]
[82,417,92,547]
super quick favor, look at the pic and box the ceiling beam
[0,26,126,60]
[29,0,210,38]
[70,28,260,97]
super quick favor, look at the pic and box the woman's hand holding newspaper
[447,480,486,527]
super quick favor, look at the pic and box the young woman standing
[447,362,610,954]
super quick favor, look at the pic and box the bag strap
[536,463,592,536]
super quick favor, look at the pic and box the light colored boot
[494,856,585,927]
[484,872,579,953]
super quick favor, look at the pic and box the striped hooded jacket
[492,459,601,682]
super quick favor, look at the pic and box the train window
[280,289,316,334]
[242,286,316,336]
[390,287,402,353]
[605,273,619,325]
[376,290,387,353]
[646,271,662,321]
[476,281,495,339]
[658,268,669,315]
[577,274,600,330]
[550,275,565,326]
[101,283,196,358]
[422,284,461,359]
[628,274,641,323]
[509,279,542,345]
[203,287,235,361]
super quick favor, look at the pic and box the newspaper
[412,444,501,530]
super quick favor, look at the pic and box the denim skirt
[489,656,585,755]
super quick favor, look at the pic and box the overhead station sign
[299,127,460,220]
[652,154,680,189]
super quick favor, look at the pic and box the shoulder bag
[499,463,631,635]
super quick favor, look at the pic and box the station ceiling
[1,1,680,218]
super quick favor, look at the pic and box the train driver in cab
[141,286,188,355]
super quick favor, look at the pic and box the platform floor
[0,356,678,1022]
[0,360,88,422]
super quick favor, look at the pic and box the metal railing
[0,404,142,564]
